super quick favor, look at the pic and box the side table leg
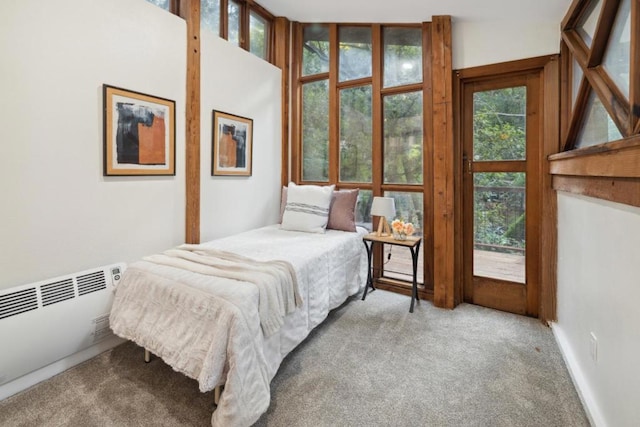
[362,240,374,300]
[409,241,421,313]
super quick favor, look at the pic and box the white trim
[551,322,606,427]
[0,335,124,401]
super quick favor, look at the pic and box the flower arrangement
[391,219,415,240]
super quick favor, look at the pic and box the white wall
[199,32,282,242]
[0,0,282,399]
[452,20,561,70]
[0,0,187,291]
[554,193,640,427]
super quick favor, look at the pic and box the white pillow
[281,182,335,233]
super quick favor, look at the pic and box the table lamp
[370,196,396,236]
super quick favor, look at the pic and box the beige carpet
[0,290,589,426]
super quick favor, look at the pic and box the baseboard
[551,323,605,427]
[0,335,124,401]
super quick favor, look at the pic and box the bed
[109,224,368,427]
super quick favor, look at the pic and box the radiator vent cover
[0,262,126,390]
[77,271,107,296]
[0,288,38,320]
[41,278,75,307]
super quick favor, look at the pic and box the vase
[393,232,407,241]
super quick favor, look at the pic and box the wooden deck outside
[381,246,525,285]
[474,249,525,283]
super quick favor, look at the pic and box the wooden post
[180,0,201,244]
[273,17,291,187]
[431,16,456,309]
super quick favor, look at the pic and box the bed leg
[144,349,151,363]
[214,385,222,406]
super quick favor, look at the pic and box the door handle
[462,154,472,174]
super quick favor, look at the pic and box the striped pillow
[281,183,335,233]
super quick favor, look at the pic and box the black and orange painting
[103,85,175,176]
[212,110,253,176]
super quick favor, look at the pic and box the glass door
[462,73,541,316]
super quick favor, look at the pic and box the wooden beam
[549,137,640,178]
[422,21,435,293]
[328,24,339,184]
[587,0,621,67]
[525,71,542,319]
[559,41,571,148]
[540,57,560,323]
[553,175,640,207]
[180,0,201,244]
[274,17,291,186]
[561,0,590,30]
[455,55,555,78]
[586,65,630,136]
[431,15,455,309]
[290,23,302,183]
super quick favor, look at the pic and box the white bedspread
[145,246,302,337]
[109,225,367,427]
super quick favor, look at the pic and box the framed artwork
[103,84,176,176]
[212,110,253,176]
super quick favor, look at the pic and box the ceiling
[257,0,572,24]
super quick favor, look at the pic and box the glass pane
[473,86,526,161]
[602,0,630,99]
[249,11,268,59]
[382,191,424,284]
[145,0,170,10]
[572,57,584,110]
[383,27,422,88]
[473,173,525,283]
[228,0,240,46]
[355,190,373,230]
[201,0,221,36]
[339,27,372,82]
[383,91,423,184]
[576,0,603,48]
[340,86,372,183]
[302,80,329,181]
[575,90,623,148]
[302,25,330,76]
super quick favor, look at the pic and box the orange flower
[391,219,404,233]
[403,222,415,236]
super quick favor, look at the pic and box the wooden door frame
[461,72,540,316]
[453,55,560,322]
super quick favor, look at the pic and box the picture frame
[212,110,253,176]
[103,84,176,176]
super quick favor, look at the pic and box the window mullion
[328,24,339,184]
[587,0,621,67]
[220,0,228,39]
[371,24,383,197]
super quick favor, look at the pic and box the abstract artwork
[103,85,175,176]
[212,110,253,176]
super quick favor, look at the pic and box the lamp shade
[370,196,396,218]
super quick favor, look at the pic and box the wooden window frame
[195,0,275,63]
[291,22,435,300]
[555,0,640,208]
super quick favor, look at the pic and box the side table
[362,232,422,313]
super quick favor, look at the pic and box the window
[562,0,637,149]
[201,0,221,35]
[200,0,273,62]
[145,0,173,11]
[249,11,268,59]
[294,23,429,290]
[551,0,639,208]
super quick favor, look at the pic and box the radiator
[0,263,125,386]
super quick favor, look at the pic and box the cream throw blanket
[145,245,302,337]
[110,246,302,426]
